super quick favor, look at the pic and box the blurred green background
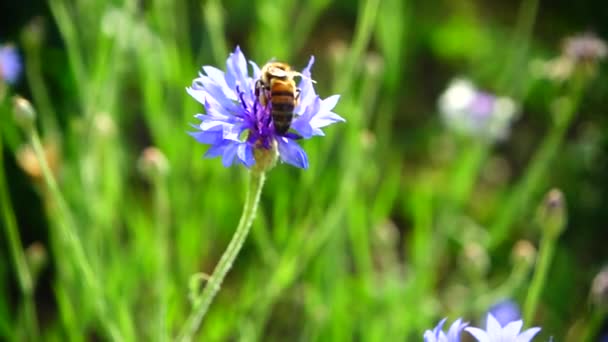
[1,0,607,340]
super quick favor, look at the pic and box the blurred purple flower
[488,299,522,327]
[466,313,541,342]
[0,44,22,84]
[438,78,518,142]
[424,318,468,342]
[187,46,344,169]
[563,32,607,64]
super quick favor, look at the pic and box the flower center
[235,85,274,149]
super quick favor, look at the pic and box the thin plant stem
[177,170,267,341]
[153,173,170,342]
[523,235,557,324]
[448,140,490,208]
[0,127,39,340]
[497,0,540,95]
[240,147,362,341]
[489,79,585,249]
[203,0,229,67]
[22,37,58,134]
[333,0,381,94]
[29,129,123,341]
[581,309,605,342]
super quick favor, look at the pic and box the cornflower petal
[447,319,467,341]
[465,314,542,342]
[249,61,261,81]
[296,56,317,111]
[204,141,230,158]
[277,137,308,169]
[188,128,223,144]
[310,95,345,128]
[503,320,524,338]
[202,65,236,99]
[465,327,490,342]
[487,315,502,340]
[221,143,239,167]
[516,327,541,342]
[424,318,467,342]
[237,144,254,167]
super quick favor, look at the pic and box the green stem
[489,79,585,249]
[523,235,556,324]
[0,125,39,340]
[22,39,58,134]
[177,170,266,341]
[29,130,122,341]
[448,141,490,208]
[497,0,540,95]
[581,309,605,342]
[202,0,229,67]
[154,174,170,342]
[333,0,381,94]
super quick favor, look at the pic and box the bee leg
[295,87,301,104]
[254,79,263,98]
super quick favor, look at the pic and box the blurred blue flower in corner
[0,44,22,85]
[466,313,541,342]
[487,299,522,327]
[187,46,344,169]
[424,318,468,342]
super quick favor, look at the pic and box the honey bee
[255,62,304,135]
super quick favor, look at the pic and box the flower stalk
[177,170,266,341]
[0,111,38,340]
[523,189,567,325]
[15,97,122,341]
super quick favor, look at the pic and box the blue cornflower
[0,44,22,84]
[187,46,344,169]
[466,313,541,342]
[488,299,522,327]
[424,318,468,342]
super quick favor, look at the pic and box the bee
[255,62,303,135]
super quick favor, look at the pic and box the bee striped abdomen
[258,61,303,135]
[269,80,296,135]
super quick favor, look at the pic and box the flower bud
[590,266,608,310]
[252,140,278,174]
[12,96,36,132]
[138,147,169,179]
[25,242,47,284]
[93,112,116,138]
[21,17,45,50]
[511,240,536,268]
[17,139,60,181]
[364,53,384,77]
[328,40,347,66]
[536,188,567,240]
[372,220,400,273]
[460,242,490,277]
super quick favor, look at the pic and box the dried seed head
[138,147,169,179]
[563,33,607,64]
